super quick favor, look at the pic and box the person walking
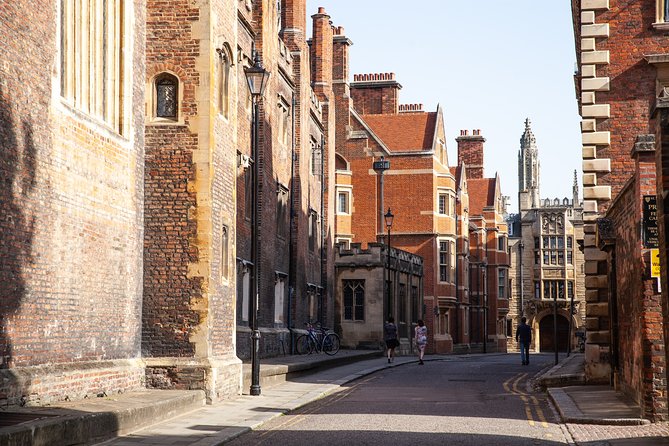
[384,317,399,363]
[414,319,427,365]
[516,316,532,365]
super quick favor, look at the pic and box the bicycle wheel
[296,334,315,355]
[322,333,340,355]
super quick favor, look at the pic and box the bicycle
[295,322,340,355]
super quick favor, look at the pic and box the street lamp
[245,51,270,396]
[384,208,394,319]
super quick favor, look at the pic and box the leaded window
[156,74,178,119]
[343,279,365,321]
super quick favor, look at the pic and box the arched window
[217,45,232,118]
[155,73,178,120]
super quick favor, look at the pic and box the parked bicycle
[296,322,340,355]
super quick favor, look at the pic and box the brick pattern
[573,0,669,419]
[1,0,146,404]
[603,149,667,421]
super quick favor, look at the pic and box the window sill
[652,22,669,31]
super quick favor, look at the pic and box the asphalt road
[227,353,570,446]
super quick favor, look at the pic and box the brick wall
[603,147,667,421]
[0,0,146,405]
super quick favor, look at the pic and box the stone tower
[518,118,540,213]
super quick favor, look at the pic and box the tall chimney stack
[456,129,485,179]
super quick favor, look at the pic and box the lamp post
[384,208,394,320]
[519,240,524,319]
[482,261,488,354]
[245,51,270,396]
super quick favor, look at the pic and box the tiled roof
[360,112,437,152]
[468,178,496,216]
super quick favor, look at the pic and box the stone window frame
[437,188,456,217]
[336,187,352,215]
[148,71,183,125]
[221,224,230,281]
[274,272,287,324]
[438,237,456,284]
[655,0,669,28]
[498,268,507,299]
[276,183,289,239]
[343,279,365,321]
[216,43,234,120]
[60,0,129,135]
[277,96,290,146]
[309,209,319,252]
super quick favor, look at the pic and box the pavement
[1,351,668,446]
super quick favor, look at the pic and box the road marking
[503,372,550,428]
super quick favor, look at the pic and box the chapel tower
[518,118,540,213]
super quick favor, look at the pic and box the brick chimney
[350,72,402,115]
[310,7,333,100]
[456,129,485,179]
[281,0,306,49]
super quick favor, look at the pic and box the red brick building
[572,0,668,420]
[457,132,511,353]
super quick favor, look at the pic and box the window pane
[157,77,177,118]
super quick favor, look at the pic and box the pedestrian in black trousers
[516,317,532,365]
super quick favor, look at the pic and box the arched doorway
[539,314,569,352]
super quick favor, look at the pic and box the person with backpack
[384,316,399,363]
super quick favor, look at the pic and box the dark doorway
[539,314,569,352]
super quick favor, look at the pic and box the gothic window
[276,184,289,239]
[309,210,318,251]
[155,73,179,119]
[311,138,322,176]
[60,0,126,133]
[221,225,229,279]
[217,46,232,118]
[244,166,252,220]
[274,275,286,323]
[543,280,565,300]
[343,279,365,321]
[277,98,290,145]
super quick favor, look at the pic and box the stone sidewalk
[537,353,669,445]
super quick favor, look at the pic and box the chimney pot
[318,7,325,13]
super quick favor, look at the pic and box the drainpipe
[319,134,326,325]
[287,93,296,353]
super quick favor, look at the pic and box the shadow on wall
[0,83,37,369]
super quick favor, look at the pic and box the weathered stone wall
[0,0,146,405]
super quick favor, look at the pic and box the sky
[305,0,582,213]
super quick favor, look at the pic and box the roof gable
[359,112,437,152]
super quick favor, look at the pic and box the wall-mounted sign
[642,195,659,249]
[651,248,661,279]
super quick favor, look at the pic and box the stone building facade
[572,0,668,420]
[335,244,423,353]
[507,120,586,356]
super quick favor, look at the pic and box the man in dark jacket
[515,317,532,365]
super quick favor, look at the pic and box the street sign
[372,160,390,171]
[651,248,661,278]
[642,195,659,248]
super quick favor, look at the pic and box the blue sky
[305,0,582,212]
